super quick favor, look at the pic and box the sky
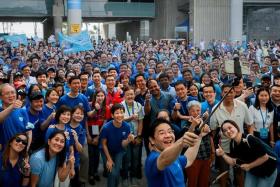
[0,22,102,39]
[0,22,44,38]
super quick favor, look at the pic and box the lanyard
[125,101,134,116]
[259,108,268,128]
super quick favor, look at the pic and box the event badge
[92,125,99,135]
[260,128,268,139]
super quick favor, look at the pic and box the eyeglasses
[15,137,28,146]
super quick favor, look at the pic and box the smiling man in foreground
[145,118,210,187]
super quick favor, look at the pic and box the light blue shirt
[30,149,57,187]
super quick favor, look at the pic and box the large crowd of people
[0,37,280,187]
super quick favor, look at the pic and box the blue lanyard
[259,108,268,128]
[176,98,187,115]
[125,101,134,116]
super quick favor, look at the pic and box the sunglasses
[15,137,28,146]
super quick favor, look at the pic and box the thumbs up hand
[216,144,225,157]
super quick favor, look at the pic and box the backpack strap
[246,134,277,161]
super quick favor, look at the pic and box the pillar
[53,0,63,39]
[67,0,82,35]
[140,20,150,41]
[230,0,243,42]
[108,23,116,39]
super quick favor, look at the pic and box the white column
[53,0,63,39]
[140,20,150,40]
[230,0,243,42]
[108,23,116,39]
[67,0,82,35]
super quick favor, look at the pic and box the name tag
[260,128,268,139]
[92,125,99,135]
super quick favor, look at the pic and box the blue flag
[4,34,28,48]
[58,31,94,54]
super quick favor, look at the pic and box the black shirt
[230,134,276,177]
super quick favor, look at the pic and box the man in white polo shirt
[210,83,253,187]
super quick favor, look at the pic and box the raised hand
[182,131,199,147]
[95,102,101,110]
[216,144,225,157]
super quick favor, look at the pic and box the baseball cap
[11,56,20,61]
[14,81,26,89]
[261,74,271,80]
[47,67,56,72]
[100,68,108,73]
[14,72,23,77]
[84,54,92,59]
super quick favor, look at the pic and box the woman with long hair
[0,133,30,187]
[249,87,274,146]
[216,120,277,187]
[188,83,203,102]
[45,105,75,187]
[87,89,110,185]
[30,131,74,187]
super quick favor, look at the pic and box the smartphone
[246,81,253,88]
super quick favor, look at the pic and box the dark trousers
[70,167,81,187]
[88,143,100,177]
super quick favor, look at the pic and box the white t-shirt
[248,105,274,131]
[210,99,254,152]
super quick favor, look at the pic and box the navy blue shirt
[100,120,130,155]
[0,155,24,187]
[149,92,176,123]
[56,93,91,128]
[67,124,86,167]
[41,104,56,126]
[27,109,45,146]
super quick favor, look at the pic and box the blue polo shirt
[81,88,94,101]
[201,100,219,114]
[0,154,23,187]
[42,104,56,126]
[67,124,86,168]
[149,92,176,123]
[99,120,130,155]
[27,109,45,144]
[56,93,91,128]
[0,108,30,145]
[145,151,187,187]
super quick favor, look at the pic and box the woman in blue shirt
[68,105,86,187]
[0,133,30,187]
[30,131,74,187]
[41,88,59,132]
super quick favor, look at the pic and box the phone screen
[246,81,253,88]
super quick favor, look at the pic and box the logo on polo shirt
[19,117,23,122]
[122,132,126,136]
[26,122,34,129]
